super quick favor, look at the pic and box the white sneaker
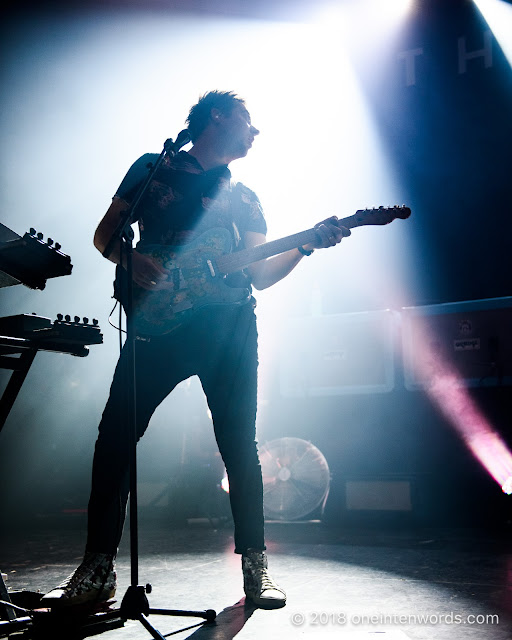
[242,549,286,609]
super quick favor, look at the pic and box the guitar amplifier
[401,296,512,390]
[279,310,398,397]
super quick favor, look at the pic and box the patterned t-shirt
[115,151,267,251]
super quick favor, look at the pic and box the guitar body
[132,228,251,336]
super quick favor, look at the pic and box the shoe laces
[245,553,278,591]
[257,568,278,592]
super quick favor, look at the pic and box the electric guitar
[129,205,411,336]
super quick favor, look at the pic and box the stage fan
[259,437,330,521]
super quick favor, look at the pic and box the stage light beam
[402,320,512,494]
[473,0,512,67]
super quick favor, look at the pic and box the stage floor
[1,520,511,640]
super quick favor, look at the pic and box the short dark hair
[186,91,245,142]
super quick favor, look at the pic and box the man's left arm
[245,216,350,291]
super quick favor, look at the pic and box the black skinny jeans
[86,302,265,556]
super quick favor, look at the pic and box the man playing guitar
[42,90,349,610]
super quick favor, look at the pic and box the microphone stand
[102,131,216,639]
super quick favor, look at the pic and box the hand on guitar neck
[302,216,352,253]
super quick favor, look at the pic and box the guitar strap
[231,219,241,249]
[229,181,250,251]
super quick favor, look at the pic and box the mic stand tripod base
[119,584,216,640]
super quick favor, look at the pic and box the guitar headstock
[26,228,64,253]
[352,205,411,227]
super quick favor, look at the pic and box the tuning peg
[65,314,71,322]
[74,315,80,323]
[57,313,63,321]
[83,317,89,324]
[93,319,99,326]
[36,232,44,240]
[55,242,61,251]
[47,238,53,246]
[29,227,36,235]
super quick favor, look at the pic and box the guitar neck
[216,212,363,275]
[216,228,315,274]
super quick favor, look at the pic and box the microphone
[164,129,191,155]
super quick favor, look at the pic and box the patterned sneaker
[242,549,286,609]
[41,552,116,607]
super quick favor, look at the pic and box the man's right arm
[94,197,168,290]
